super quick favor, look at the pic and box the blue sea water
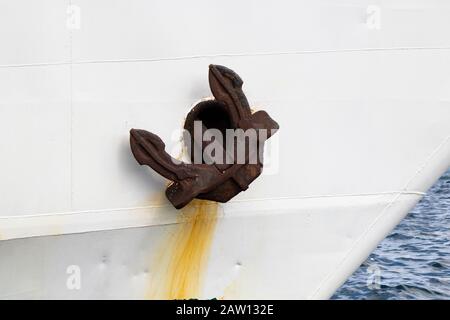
[332,168,450,300]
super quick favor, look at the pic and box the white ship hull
[0,0,449,299]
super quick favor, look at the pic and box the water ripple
[333,168,450,300]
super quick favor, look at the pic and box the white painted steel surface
[0,0,449,299]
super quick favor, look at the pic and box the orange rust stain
[147,199,219,299]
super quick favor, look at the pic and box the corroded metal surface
[130,65,279,209]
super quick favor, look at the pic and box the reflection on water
[333,169,450,300]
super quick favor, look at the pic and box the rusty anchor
[130,65,279,209]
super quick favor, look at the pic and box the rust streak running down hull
[147,200,219,299]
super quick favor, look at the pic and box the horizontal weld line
[0,204,172,220]
[230,191,425,203]
[1,46,450,68]
[0,191,424,220]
